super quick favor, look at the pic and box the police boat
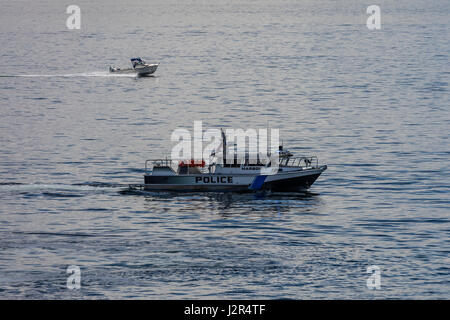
[109,58,158,76]
[129,132,327,193]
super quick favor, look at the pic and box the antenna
[221,128,227,167]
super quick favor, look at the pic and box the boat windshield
[131,58,145,67]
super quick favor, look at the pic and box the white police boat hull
[129,129,327,193]
[132,165,326,192]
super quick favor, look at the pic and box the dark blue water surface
[0,0,449,299]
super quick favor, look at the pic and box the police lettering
[195,176,233,183]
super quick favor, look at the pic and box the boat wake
[0,182,125,198]
[0,182,319,200]
[0,71,138,78]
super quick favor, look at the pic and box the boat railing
[279,156,318,168]
[145,158,175,171]
[145,158,210,174]
[145,156,319,173]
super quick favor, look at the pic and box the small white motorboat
[109,57,159,76]
[131,58,159,75]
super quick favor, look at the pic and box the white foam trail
[2,71,137,78]
[0,183,119,193]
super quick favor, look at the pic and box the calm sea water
[0,0,449,299]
